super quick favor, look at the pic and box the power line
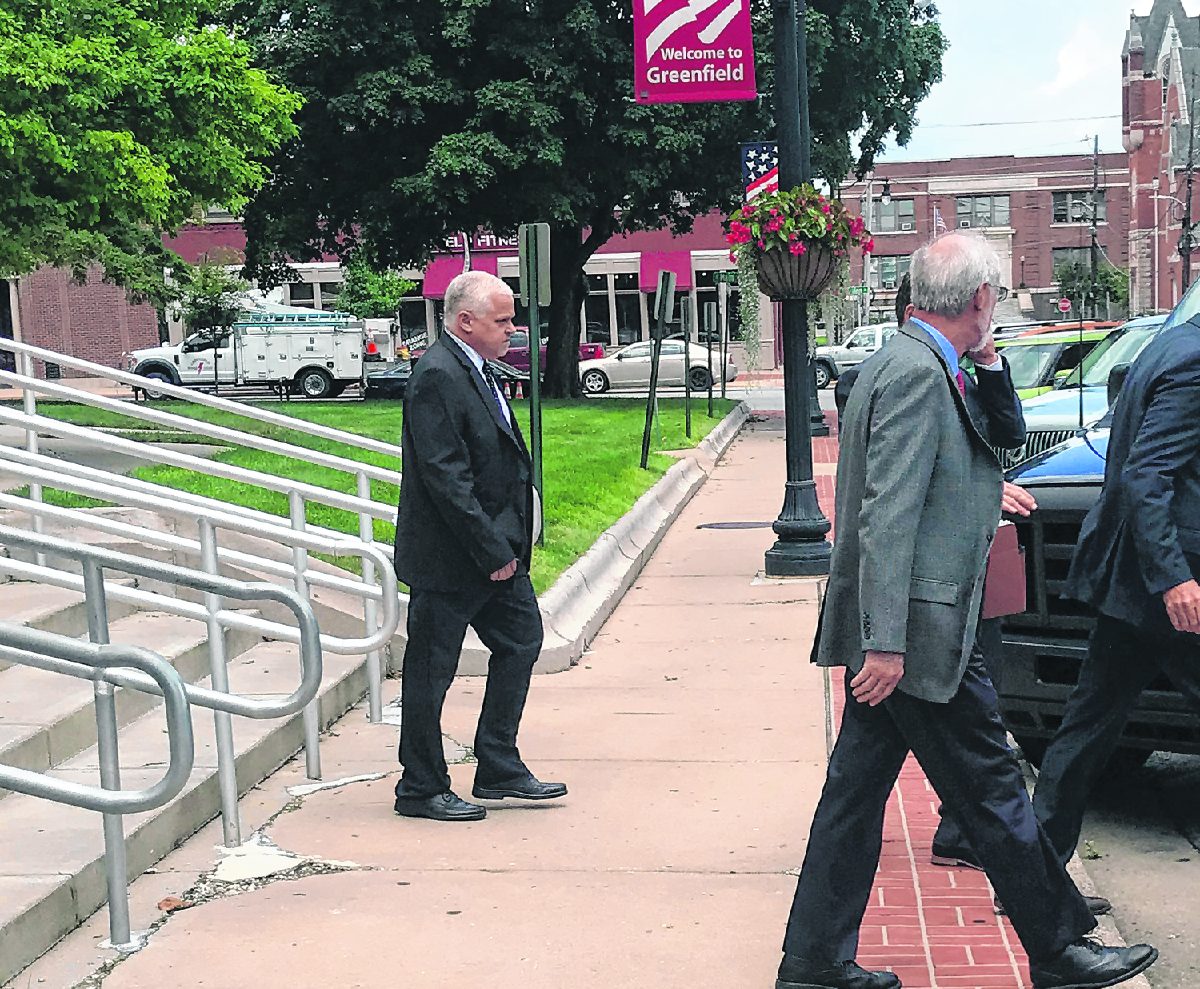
[917,114,1122,130]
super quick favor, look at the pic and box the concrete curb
[518,401,751,675]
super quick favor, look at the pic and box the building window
[871,199,916,233]
[1052,247,1093,271]
[869,256,911,290]
[287,282,315,308]
[956,194,1010,229]
[317,282,343,310]
[1052,191,1107,224]
[694,269,742,343]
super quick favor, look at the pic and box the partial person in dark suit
[776,232,1155,989]
[835,274,1032,875]
[1032,312,1200,864]
[392,270,566,822]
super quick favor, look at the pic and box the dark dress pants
[395,574,544,799]
[930,618,1004,853]
[784,658,1095,965]
[1033,614,1200,863]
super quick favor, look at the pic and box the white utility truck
[127,302,366,399]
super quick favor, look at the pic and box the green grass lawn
[19,397,738,593]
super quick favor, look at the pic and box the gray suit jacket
[814,321,1003,702]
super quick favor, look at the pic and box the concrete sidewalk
[10,417,1127,989]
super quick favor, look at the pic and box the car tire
[581,369,609,394]
[814,362,832,390]
[139,368,177,400]
[297,368,334,399]
[688,366,712,391]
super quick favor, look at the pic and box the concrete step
[0,611,260,794]
[0,637,372,985]
[0,583,139,672]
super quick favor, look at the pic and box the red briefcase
[981,520,1027,620]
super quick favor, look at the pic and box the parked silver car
[813,322,899,388]
[578,340,737,394]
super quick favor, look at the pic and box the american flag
[741,142,779,200]
[933,204,947,235]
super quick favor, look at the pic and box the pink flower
[794,243,808,256]
[757,239,766,249]
[822,204,831,214]
[849,216,865,236]
[728,251,737,262]
[861,238,876,254]
[766,217,784,232]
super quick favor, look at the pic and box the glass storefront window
[614,293,642,345]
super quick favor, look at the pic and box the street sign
[653,270,677,327]
[712,270,740,286]
[848,285,870,296]
[1058,297,1072,314]
[517,223,551,307]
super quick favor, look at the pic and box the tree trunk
[542,224,588,398]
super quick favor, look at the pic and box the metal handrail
[0,627,194,812]
[0,367,403,485]
[0,526,324,719]
[0,448,400,655]
[0,404,396,522]
[0,620,195,952]
[0,335,405,458]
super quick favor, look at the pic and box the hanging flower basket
[754,242,839,300]
[725,184,874,302]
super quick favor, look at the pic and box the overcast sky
[876,0,1199,163]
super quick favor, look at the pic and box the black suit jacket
[834,354,1026,449]
[393,334,534,594]
[1065,321,1200,631]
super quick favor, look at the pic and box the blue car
[997,295,1200,768]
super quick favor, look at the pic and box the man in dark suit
[835,275,1032,874]
[392,270,566,822]
[776,233,1155,989]
[1033,314,1200,863]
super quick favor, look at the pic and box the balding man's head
[910,233,1003,319]
[444,270,517,361]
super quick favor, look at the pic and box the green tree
[178,255,248,337]
[333,259,416,319]
[233,0,944,396]
[0,0,301,304]
[1054,260,1130,316]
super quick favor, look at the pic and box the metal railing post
[290,491,322,779]
[357,471,383,723]
[81,562,135,949]
[198,520,242,846]
[17,352,46,566]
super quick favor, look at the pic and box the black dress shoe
[929,843,984,871]
[394,791,486,821]
[994,894,1112,917]
[1029,937,1157,989]
[776,954,901,989]
[472,775,568,801]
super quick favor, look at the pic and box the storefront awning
[421,254,500,299]
[638,251,694,293]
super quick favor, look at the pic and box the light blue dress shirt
[446,331,511,426]
[909,316,960,380]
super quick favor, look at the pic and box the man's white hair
[910,233,1003,318]
[444,270,513,323]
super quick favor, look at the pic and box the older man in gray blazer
[775,233,1156,989]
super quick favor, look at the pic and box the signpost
[518,223,550,541]
[703,301,717,417]
[682,304,692,439]
[641,270,676,469]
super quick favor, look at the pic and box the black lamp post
[763,0,833,577]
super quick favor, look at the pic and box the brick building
[1123,0,1200,314]
[840,152,1132,324]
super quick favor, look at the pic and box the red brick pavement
[811,411,1032,989]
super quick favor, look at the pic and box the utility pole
[1182,70,1197,290]
[1088,135,1100,319]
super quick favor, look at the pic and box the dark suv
[1000,294,1200,769]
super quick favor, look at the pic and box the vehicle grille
[995,429,1077,469]
[1005,510,1093,637]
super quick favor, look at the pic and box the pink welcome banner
[633,0,757,105]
